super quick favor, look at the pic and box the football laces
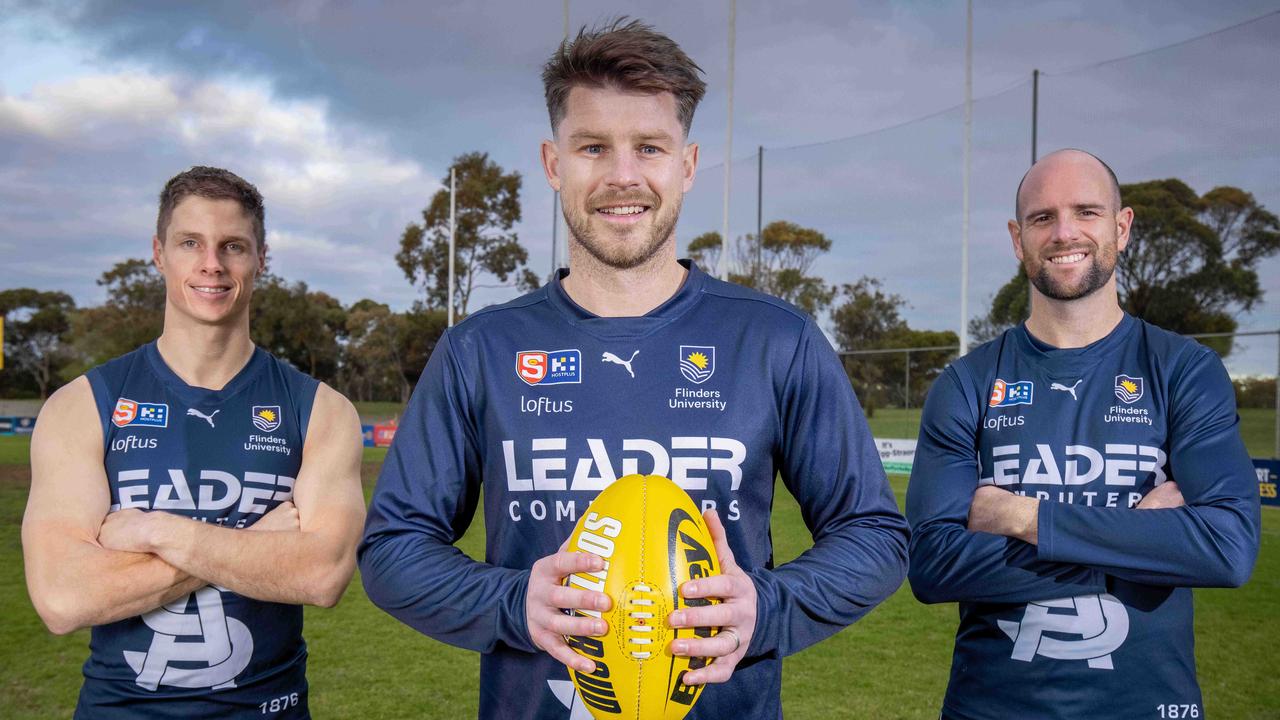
[626,582,659,659]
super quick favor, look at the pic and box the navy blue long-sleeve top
[359,261,909,719]
[907,314,1260,720]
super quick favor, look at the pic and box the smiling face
[541,84,698,270]
[153,195,264,327]
[1009,150,1132,302]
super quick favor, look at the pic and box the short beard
[1027,251,1114,301]
[565,195,681,271]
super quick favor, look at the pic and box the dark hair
[156,166,266,253]
[1015,148,1122,221]
[542,18,707,136]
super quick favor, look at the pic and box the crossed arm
[23,378,365,635]
[907,359,1261,606]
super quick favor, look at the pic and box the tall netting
[678,11,1279,422]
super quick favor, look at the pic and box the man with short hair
[359,19,908,719]
[23,166,366,718]
[906,148,1261,719]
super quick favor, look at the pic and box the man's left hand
[98,508,168,554]
[668,509,756,685]
[968,485,1039,545]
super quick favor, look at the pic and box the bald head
[1015,149,1122,223]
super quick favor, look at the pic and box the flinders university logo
[124,587,253,690]
[252,406,282,432]
[1114,375,1144,404]
[112,398,169,428]
[679,346,716,384]
[998,593,1130,670]
[989,379,1033,408]
[517,349,582,386]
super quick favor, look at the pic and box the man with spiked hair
[360,19,908,719]
[907,149,1260,719]
[24,166,365,718]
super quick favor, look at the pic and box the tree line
[0,152,533,402]
[0,265,447,403]
[2,157,1275,408]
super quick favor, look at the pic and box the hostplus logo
[517,349,582,386]
[989,379,1033,408]
[113,398,169,428]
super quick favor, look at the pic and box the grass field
[1,408,1276,718]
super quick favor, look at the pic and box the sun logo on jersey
[252,405,282,433]
[679,346,716,384]
[1114,375,1144,404]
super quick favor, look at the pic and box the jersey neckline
[1013,312,1137,378]
[143,340,269,408]
[543,258,708,339]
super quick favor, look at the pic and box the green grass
[3,414,1277,718]
[864,407,927,440]
[353,401,406,423]
[864,407,1278,458]
[0,435,31,465]
[1238,407,1277,458]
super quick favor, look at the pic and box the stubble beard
[1025,240,1117,302]
[565,193,682,271]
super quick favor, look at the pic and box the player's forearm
[746,514,908,659]
[24,535,202,634]
[147,513,358,607]
[358,530,536,653]
[907,522,1106,604]
[1038,499,1260,587]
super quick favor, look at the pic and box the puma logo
[601,350,639,379]
[1050,380,1083,401]
[187,408,219,428]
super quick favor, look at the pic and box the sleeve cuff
[499,568,539,654]
[743,568,776,659]
[1036,499,1056,561]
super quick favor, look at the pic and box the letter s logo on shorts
[998,593,1129,669]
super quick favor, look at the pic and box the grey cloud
[2,0,1277,374]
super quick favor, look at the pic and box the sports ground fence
[662,9,1280,454]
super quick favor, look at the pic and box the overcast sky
[2,0,1277,374]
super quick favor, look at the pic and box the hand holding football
[562,474,723,720]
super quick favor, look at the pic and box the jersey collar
[1014,312,1137,377]
[545,259,707,339]
[143,340,268,407]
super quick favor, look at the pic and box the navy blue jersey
[360,261,909,720]
[78,341,318,719]
[907,315,1261,720]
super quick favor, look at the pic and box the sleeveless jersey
[77,341,319,719]
[907,315,1260,720]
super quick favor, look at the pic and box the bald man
[905,149,1260,719]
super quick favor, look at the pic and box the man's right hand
[1137,481,1185,509]
[525,546,612,673]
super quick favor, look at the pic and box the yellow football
[562,474,721,720]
